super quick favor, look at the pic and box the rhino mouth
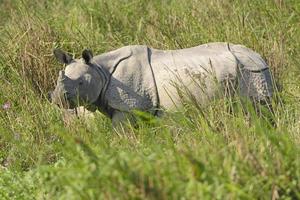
[64,94,77,109]
[49,90,78,109]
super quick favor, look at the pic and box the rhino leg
[112,111,126,126]
[112,111,136,127]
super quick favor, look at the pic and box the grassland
[0,0,300,199]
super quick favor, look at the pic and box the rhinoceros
[50,42,273,124]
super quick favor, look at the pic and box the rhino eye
[79,80,84,86]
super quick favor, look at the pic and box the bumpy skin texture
[52,42,273,123]
[229,43,273,102]
[238,67,273,102]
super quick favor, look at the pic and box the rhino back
[149,43,238,109]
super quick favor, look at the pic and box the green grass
[0,0,300,199]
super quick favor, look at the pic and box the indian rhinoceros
[50,42,273,124]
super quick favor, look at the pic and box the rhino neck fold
[91,62,115,118]
[90,46,161,118]
[89,47,133,118]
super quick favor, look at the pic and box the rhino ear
[82,49,93,64]
[53,49,73,64]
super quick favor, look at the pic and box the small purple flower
[14,132,20,140]
[2,102,11,110]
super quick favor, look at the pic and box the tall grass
[0,0,300,199]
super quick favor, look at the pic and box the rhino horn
[58,70,65,81]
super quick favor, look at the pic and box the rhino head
[50,49,105,109]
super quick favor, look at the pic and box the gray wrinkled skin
[51,42,273,124]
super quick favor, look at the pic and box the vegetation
[0,0,299,199]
